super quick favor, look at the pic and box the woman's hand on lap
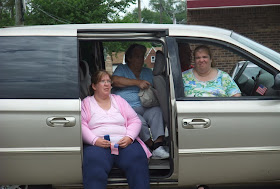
[118,136,133,148]
[95,138,111,148]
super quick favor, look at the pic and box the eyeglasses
[100,80,112,84]
[194,55,210,60]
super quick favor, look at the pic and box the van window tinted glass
[0,37,78,99]
[172,38,279,99]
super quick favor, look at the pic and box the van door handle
[182,118,211,129]
[46,117,76,127]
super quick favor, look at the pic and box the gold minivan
[1,23,280,188]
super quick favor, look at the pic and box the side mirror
[274,73,280,90]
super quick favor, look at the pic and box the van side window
[174,40,278,98]
[0,37,78,99]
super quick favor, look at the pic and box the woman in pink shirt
[81,70,151,189]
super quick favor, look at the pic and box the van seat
[152,50,169,125]
[80,60,91,100]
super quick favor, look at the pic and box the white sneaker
[152,146,169,159]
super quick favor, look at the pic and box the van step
[109,159,170,178]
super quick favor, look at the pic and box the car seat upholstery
[80,60,91,100]
[237,75,254,96]
[153,50,169,125]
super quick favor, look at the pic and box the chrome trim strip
[179,146,280,154]
[78,33,154,37]
[0,147,80,154]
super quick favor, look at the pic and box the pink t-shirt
[88,96,126,143]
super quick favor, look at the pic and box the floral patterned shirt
[182,69,241,97]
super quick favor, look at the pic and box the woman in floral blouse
[182,45,241,97]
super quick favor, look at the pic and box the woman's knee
[83,145,112,173]
[118,142,148,169]
[144,106,163,119]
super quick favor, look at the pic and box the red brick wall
[188,6,280,52]
[187,6,280,73]
[189,44,244,73]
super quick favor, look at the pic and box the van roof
[0,23,232,38]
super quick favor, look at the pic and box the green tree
[141,7,171,24]
[174,0,187,24]
[112,12,138,23]
[117,0,186,24]
[149,0,186,24]
[0,0,15,27]
[0,0,136,27]
[117,7,171,24]
[25,0,136,25]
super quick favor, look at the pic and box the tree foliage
[26,0,136,25]
[173,0,187,24]
[142,7,172,24]
[118,7,172,24]
[0,0,15,27]
[112,12,138,23]
[0,0,136,27]
[118,0,186,24]
[0,0,186,27]
[149,0,186,24]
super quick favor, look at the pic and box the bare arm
[112,75,151,89]
[232,93,241,97]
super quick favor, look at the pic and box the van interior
[78,39,173,183]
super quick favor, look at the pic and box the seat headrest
[153,50,166,76]
[258,69,274,88]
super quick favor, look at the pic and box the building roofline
[188,4,280,10]
[187,0,280,10]
[145,47,156,60]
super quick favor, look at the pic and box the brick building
[186,0,280,73]
[144,47,162,68]
[187,0,280,53]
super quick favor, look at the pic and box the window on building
[151,56,155,63]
